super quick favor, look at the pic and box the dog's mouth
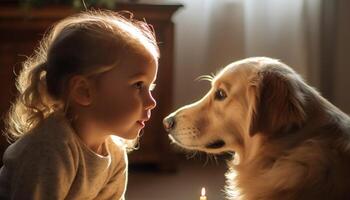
[168,133,228,153]
[205,139,226,149]
[168,134,200,149]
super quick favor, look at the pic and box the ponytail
[4,43,59,142]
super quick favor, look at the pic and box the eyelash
[134,82,156,91]
[150,83,156,91]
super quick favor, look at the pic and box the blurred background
[1,0,350,199]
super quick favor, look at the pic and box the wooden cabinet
[0,3,182,170]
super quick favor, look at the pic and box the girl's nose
[145,93,157,110]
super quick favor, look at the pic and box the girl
[0,10,159,199]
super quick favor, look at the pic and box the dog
[163,57,350,200]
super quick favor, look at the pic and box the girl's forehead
[128,58,158,81]
[105,52,157,80]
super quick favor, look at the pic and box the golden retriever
[163,57,350,200]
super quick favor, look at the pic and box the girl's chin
[124,134,139,140]
[110,122,145,140]
[120,129,143,140]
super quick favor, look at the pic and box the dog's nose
[163,116,175,132]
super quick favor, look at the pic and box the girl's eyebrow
[129,73,147,79]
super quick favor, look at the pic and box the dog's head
[163,57,307,162]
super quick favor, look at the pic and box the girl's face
[89,51,158,139]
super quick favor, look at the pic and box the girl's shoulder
[3,112,79,165]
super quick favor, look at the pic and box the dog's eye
[214,89,227,101]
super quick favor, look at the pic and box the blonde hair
[4,10,159,149]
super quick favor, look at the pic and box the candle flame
[201,187,206,196]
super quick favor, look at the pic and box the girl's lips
[137,120,145,127]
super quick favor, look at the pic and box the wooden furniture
[0,3,182,170]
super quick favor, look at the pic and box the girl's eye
[134,81,144,90]
[133,82,156,91]
[214,89,227,101]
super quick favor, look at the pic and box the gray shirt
[0,113,128,200]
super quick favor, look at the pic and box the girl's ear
[68,75,95,106]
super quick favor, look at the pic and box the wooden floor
[126,154,229,200]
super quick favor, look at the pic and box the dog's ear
[250,70,306,136]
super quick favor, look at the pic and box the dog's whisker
[195,74,214,83]
[210,154,219,165]
[207,154,213,166]
[212,154,219,165]
[203,154,210,166]
[186,151,198,160]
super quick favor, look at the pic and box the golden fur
[164,57,350,200]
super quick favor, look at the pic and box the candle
[200,187,207,200]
